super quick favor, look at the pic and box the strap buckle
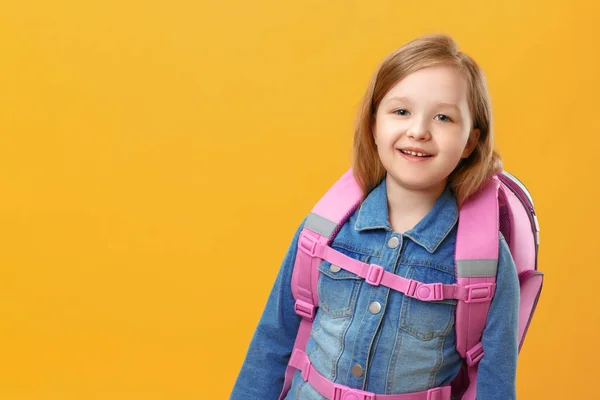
[466,342,485,366]
[298,233,319,257]
[365,264,384,286]
[465,283,495,303]
[294,299,316,321]
[406,280,444,301]
[332,384,375,400]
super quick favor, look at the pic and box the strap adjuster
[294,299,316,321]
[465,283,495,303]
[298,233,319,257]
[406,281,444,301]
[466,342,484,366]
[332,384,375,400]
[365,264,384,286]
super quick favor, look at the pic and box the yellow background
[0,0,597,398]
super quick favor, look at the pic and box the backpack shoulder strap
[291,168,364,315]
[279,168,363,400]
[453,176,501,400]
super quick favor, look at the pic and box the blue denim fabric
[231,178,519,400]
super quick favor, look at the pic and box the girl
[231,34,519,400]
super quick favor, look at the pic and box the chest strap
[289,349,451,400]
[298,232,495,304]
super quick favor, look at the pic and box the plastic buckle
[298,233,319,257]
[466,342,484,366]
[406,279,419,297]
[418,283,443,301]
[465,283,495,303]
[406,281,444,301]
[426,387,443,400]
[332,384,375,400]
[294,299,316,321]
[365,264,384,286]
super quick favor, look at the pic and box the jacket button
[387,236,400,249]
[330,264,341,273]
[352,364,364,377]
[369,301,382,314]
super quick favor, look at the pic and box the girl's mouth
[398,149,432,157]
[397,148,434,161]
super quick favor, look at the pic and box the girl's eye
[394,109,409,116]
[435,114,452,122]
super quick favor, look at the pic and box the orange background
[0,0,597,398]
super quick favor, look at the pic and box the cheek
[374,119,400,143]
[443,132,470,154]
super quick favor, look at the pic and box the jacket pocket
[316,249,367,319]
[399,265,457,341]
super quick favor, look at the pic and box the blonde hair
[351,34,502,207]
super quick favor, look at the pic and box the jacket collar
[354,177,458,253]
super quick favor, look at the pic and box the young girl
[231,34,519,400]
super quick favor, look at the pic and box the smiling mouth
[398,149,433,158]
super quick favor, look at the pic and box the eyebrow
[386,96,461,112]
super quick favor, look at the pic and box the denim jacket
[231,178,519,400]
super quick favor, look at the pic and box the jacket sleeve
[476,233,520,399]
[230,219,306,399]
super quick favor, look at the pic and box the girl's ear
[461,128,480,158]
[372,120,377,146]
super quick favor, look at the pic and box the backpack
[278,169,543,400]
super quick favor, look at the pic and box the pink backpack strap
[289,348,452,400]
[293,237,493,303]
[453,177,501,400]
[278,169,363,400]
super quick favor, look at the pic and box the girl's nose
[406,119,431,141]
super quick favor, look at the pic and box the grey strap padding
[305,212,338,238]
[456,259,498,278]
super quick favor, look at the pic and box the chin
[388,171,446,192]
[391,175,433,190]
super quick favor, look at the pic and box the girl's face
[373,65,479,194]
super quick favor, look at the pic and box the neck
[385,177,447,233]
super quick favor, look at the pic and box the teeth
[401,150,429,157]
